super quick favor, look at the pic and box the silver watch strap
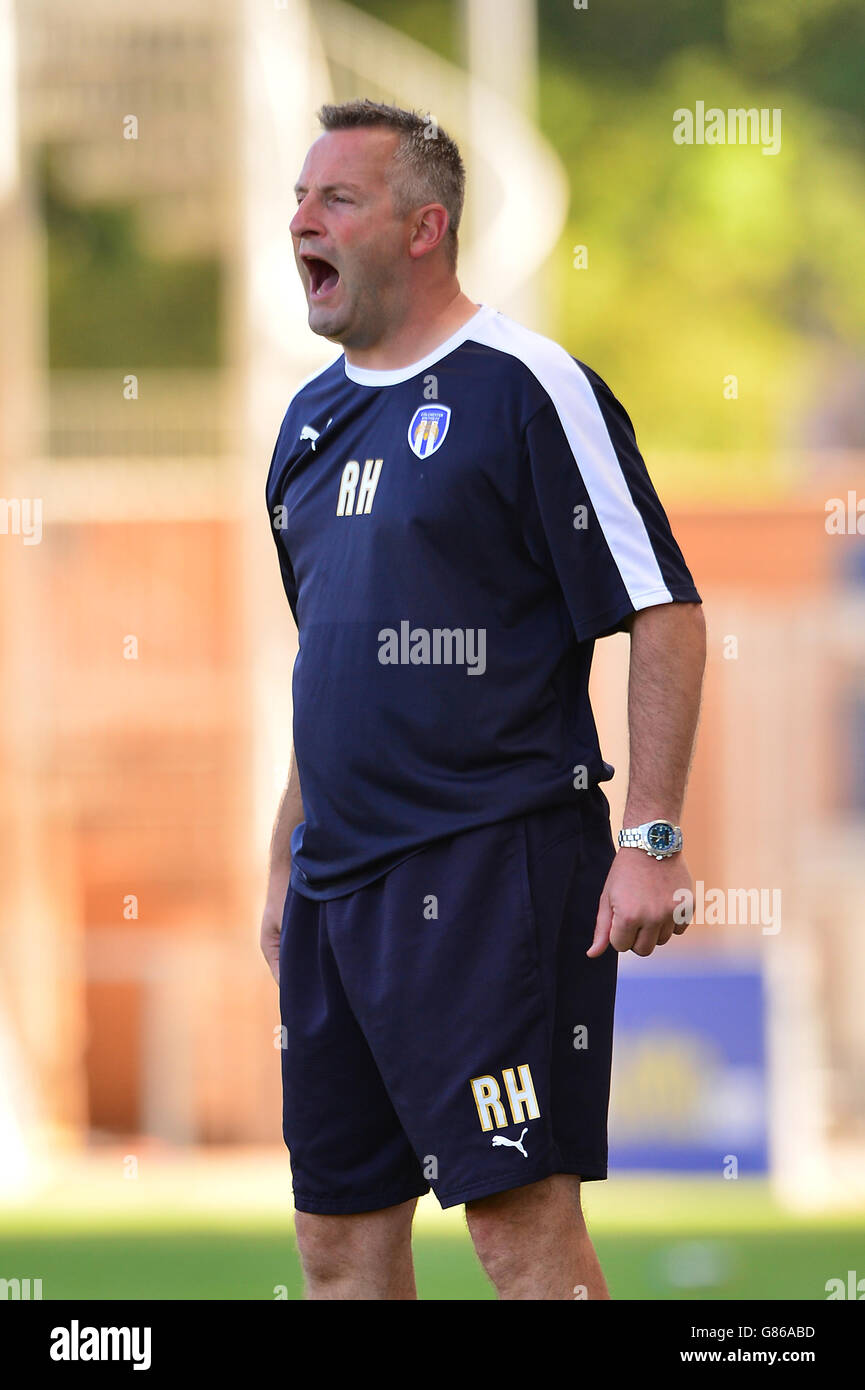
[618,827,645,849]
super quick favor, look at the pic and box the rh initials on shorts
[470,1064,540,1131]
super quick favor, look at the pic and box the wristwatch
[618,820,683,860]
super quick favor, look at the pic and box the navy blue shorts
[278,788,618,1214]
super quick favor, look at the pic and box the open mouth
[302,254,341,300]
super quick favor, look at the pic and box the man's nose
[290,195,323,240]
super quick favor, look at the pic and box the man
[261,99,705,1301]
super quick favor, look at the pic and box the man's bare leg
[465,1174,610,1300]
[294,1197,419,1300]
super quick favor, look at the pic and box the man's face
[290,128,409,348]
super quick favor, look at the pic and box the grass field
[2,1150,863,1300]
[3,1219,865,1301]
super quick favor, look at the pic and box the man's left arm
[587,599,706,959]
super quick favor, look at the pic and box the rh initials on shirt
[336,459,383,516]
[470,1064,540,1132]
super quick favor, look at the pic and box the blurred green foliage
[41,151,221,370]
[355,0,865,488]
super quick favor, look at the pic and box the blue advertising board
[608,964,768,1173]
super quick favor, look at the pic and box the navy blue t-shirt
[265,304,701,899]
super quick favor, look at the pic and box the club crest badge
[408,405,451,459]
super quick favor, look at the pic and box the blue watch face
[647,822,675,852]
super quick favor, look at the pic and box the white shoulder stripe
[470,313,672,608]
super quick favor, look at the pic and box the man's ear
[408,204,450,260]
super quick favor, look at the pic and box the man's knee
[294,1200,416,1284]
[464,1176,584,1267]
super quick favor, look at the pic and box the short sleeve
[521,361,701,643]
[265,412,299,625]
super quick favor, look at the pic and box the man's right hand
[260,873,290,985]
